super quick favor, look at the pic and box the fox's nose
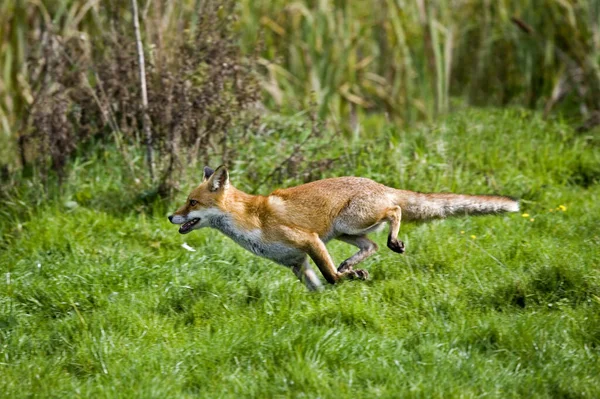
[168,215,174,222]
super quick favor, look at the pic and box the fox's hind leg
[336,235,378,273]
[385,206,405,253]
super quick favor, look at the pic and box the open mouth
[179,218,200,234]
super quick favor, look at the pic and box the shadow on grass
[470,264,598,311]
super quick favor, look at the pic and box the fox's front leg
[308,234,369,284]
[292,258,323,291]
[282,228,368,283]
[304,232,369,283]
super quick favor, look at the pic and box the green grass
[1,109,600,397]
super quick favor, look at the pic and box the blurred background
[1,0,599,194]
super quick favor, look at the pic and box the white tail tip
[507,201,520,212]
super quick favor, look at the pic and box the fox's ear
[208,165,229,192]
[203,166,215,182]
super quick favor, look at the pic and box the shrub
[16,0,261,194]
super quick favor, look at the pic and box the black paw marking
[338,261,352,273]
[387,238,405,254]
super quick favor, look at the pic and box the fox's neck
[208,186,270,254]
[212,186,265,231]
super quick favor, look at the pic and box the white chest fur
[209,215,304,266]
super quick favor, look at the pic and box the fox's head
[168,165,229,234]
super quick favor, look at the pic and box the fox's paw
[387,238,405,254]
[337,261,352,273]
[351,269,369,280]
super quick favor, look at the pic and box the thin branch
[131,0,155,182]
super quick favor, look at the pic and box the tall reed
[239,0,600,131]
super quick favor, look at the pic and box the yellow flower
[460,230,465,234]
[558,205,567,212]
[470,235,477,239]
[522,213,530,218]
[530,218,535,222]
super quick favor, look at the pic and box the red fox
[168,166,519,290]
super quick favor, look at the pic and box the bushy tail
[397,191,519,221]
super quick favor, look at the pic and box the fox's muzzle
[168,214,187,224]
[168,214,200,234]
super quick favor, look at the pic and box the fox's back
[265,177,394,237]
[271,177,389,207]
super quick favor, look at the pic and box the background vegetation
[1,0,600,397]
[241,0,600,127]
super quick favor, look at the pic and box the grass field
[1,109,599,397]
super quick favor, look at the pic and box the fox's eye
[189,199,198,206]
